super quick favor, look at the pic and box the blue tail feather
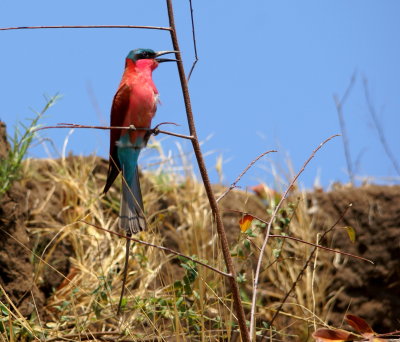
[117,135,146,233]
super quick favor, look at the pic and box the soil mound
[310,185,400,332]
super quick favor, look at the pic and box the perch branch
[165,1,250,340]
[0,25,171,32]
[35,123,194,140]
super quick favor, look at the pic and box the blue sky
[1,1,399,190]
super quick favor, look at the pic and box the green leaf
[0,304,9,316]
[176,297,184,307]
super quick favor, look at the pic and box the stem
[249,134,339,337]
[117,232,131,315]
[270,204,353,324]
[165,1,250,340]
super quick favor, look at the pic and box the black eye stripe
[138,51,153,59]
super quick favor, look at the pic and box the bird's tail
[120,166,146,234]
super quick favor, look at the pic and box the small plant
[0,95,59,197]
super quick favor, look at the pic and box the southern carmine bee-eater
[103,49,177,235]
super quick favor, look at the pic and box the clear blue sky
[1,1,399,190]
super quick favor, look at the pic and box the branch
[80,220,232,278]
[216,149,277,203]
[363,77,400,176]
[187,0,199,81]
[165,1,250,340]
[35,122,194,140]
[249,134,340,337]
[334,72,357,185]
[0,25,171,32]
[227,209,373,264]
[269,203,353,324]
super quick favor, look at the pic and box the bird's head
[126,48,178,65]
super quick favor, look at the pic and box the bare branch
[363,77,400,176]
[269,203,353,324]
[187,0,199,81]
[249,134,340,337]
[334,72,357,185]
[0,25,171,32]
[80,220,233,278]
[226,209,373,264]
[216,149,277,203]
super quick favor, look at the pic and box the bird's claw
[129,124,136,131]
[152,128,160,136]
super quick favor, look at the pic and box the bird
[103,49,177,234]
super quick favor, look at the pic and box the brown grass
[0,146,337,341]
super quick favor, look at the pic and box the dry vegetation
[0,141,342,341]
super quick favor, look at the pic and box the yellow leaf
[239,214,254,232]
[343,226,356,243]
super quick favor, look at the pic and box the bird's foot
[151,127,160,136]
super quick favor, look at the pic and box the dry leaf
[239,214,254,232]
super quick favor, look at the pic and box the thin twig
[271,234,371,263]
[216,149,277,203]
[35,123,194,140]
[363,77,400,176]
[249,134,340,338]
[226,209,373,264]
[270,203,353,324]
[117,232,132,315]
[334,72,357,185]
[187,0,199,81]
[0,25,171,32]
[80,220,232,278]
[46,331,122,342]
[165,1,250,340]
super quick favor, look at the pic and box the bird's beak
[155,50,179,63]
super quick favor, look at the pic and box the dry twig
[80,220,232,278]
[216,149,277,203]
[363,77,400,176]
[333,72,357,185]
[249,134,339,338]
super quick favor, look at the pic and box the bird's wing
[103,83,131,193]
